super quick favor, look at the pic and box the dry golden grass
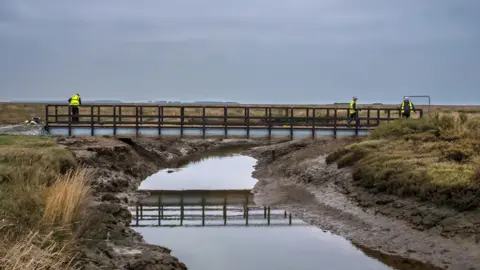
[0,231,80,270]
[42,170,91,227]
[326,112,480,210]
[0,135,90,270]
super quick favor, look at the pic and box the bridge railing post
[312,108,316,140]
[113,105,117,136]
[54,105,58,123]
[355,114,360,136]
[157,106,161,136]
[246,107,250,139]
[90,106,94,136]
[367,109,371,126]
[45,105,50,131]
[223,107,227,138]
[68,105,72,136]
[289,107,294,140]
[268,107,272,140]
[202,106,206,139]
[333,108,337,138]
[135,106,139,137]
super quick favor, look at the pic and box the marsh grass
[0,231,81,270]
[327,112,480,210]
[0,135,90,270]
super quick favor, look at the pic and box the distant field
[1,102,479,125]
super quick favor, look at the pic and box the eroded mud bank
[248,138,480,270]
[54,136,269,270]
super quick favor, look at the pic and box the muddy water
[134,153,395,270]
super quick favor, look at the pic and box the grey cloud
[0,0,479,104]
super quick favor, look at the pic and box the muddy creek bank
[247,138,479,270]
[54,136,269,270]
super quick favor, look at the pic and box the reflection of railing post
[245,207,249,226]
[264,206,267,219]
[135,205,139,226]
[202,196,205,227]
[267,207,271,225]
[223,196,227,226]
[158,195,162,226]
[180,194,184,226]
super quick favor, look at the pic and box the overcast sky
[1,0,479,104]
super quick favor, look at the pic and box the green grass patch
[326,113,480,210]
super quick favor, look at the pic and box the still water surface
[135,152,394,270]
[136,226,390,270]
[138,154,258,190]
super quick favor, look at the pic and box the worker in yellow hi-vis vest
[68,93,81,123]
[400,96,416,119]
[347,96,358,125]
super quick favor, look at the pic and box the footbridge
[44,104,423,139]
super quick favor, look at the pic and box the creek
[132,150,396,270]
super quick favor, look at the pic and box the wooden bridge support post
[264,206,267,219]
[245,207,249,226]
[289,213,292,225]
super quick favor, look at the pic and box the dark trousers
[402,112,410,119]
[347,112,357,124]
[71,106,79,122]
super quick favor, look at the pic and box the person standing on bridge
[68,93,81,123]
[400,96,416,119]
[347,96,358,125]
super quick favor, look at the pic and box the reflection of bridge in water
[129,189,301,227]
